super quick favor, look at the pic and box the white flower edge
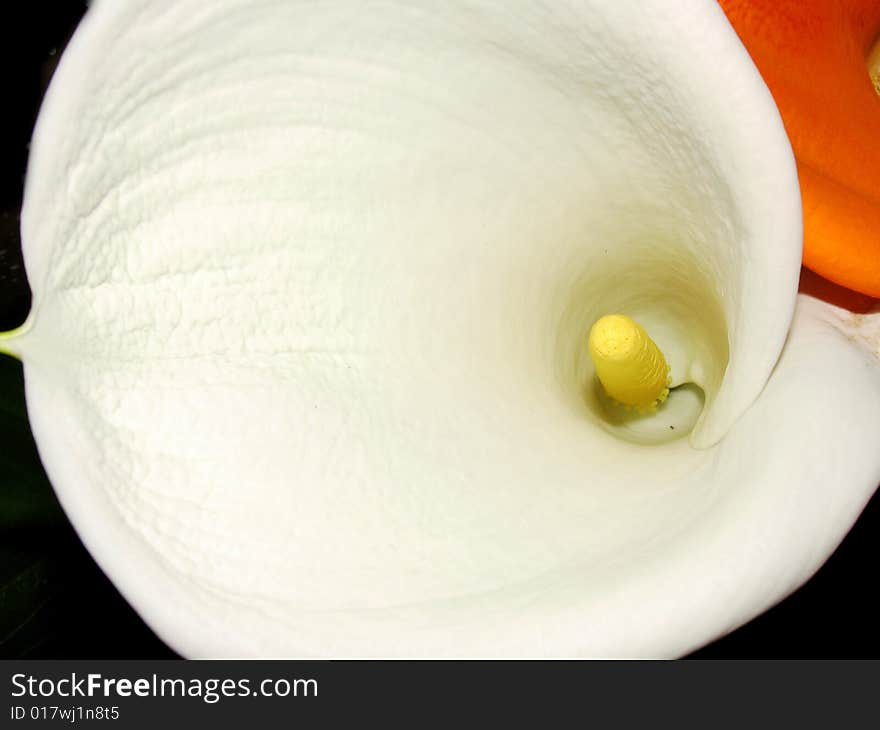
[20,295,880,656]
[17,0,803,448]
[8,0,878,656]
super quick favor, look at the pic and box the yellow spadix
[588,314,671,411]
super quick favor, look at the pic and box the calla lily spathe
[4,0,880,656]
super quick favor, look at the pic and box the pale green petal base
[0,320,32,360]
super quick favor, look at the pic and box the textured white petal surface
[11,0,879,656]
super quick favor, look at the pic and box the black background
[1,1,877,660]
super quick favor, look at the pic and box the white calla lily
[3,0,879,657]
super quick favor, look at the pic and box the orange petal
[720,0,880,296]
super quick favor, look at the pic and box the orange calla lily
[719,0,880,297]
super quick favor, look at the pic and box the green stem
[0,322,31,361]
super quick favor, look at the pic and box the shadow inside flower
[585,377,705,445]
[799,266,877,314]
